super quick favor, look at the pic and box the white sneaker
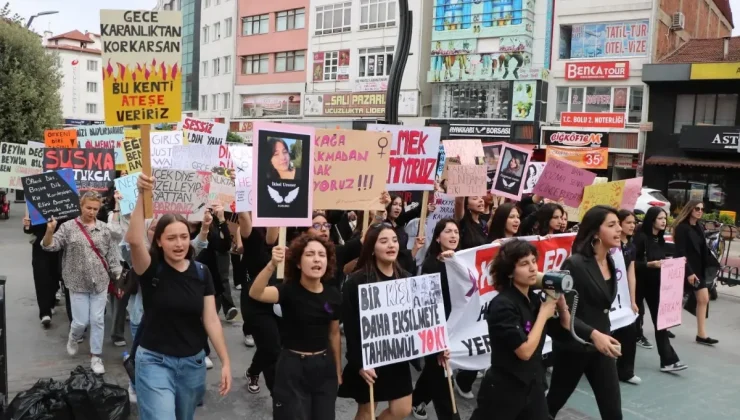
[205,356,214,369]
[244,335,255,347]
[412,402,429,419]
[626,375,642,385]
[128,383,137,404]
[476,370,484,379]
[113,340,127,347]
[454,377,474,399]
[91,356,105,374]
[66,334,79,356]
[41,316,51,327]
[235,284,242,290]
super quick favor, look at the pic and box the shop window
[432,82,509,119]
[358,47,393,77]
[559,26,572,59]
[674,94,738,133]
[667,174,727,215]
[557,86,643,123]
[585,87,611,113]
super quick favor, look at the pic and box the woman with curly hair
[249,233,342,420]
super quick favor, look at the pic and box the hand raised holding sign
[46,216,58,232]
[359,368,377,385]
[271,246,286,268]
[137,174,155,193]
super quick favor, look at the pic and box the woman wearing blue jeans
[126,174,232,420]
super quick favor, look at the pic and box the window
[275,51,306,72]
[202,25,209,43]
[360,0,396,30]
[358,46,393,77]
[223,93,231,109]
[243,14,269,35]
[674,94,738,133]
[85,103,97,114]
[224,56,232,73]
[225,18,232,37]
[213,58,220,75]
[585,87,611,113]
[214,22,221,39]
[201,95,208,111]
[212,94,219,110]
[315,2,351,35]
[322,51,339,81]
[277,8,305,31]
[432,82,510,119]
[555,86,645,124]
[555,87,568,120]
[628,87,642,123]
[86,82,98,93]
[86,60,97,71]
[569,87,584,112]
[242,54,269,74]
[201,60,208,77]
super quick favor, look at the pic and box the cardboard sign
[533,159,596,207]
[122,137,143,173]
[23,169,80,225]
[621,177,643,211]
[313,129,390,210]
[43,148,116,193]
[443,139,484,165]
[44,129,78,148]
[446,165,487,197]
[217,144,233,168]
[491,143,533,200]
[151,130,184,168]
[523,162,546,194]
[358,273,449,369]
[209,174,236,211]
[425,193,455,240]
[657,257,685,330]
[171,144,219,172]
[114,173,141,215]
[152,168,211,220]
[231,145,253,212]
[0,143,43,189]
[181,117,228,145]
[76,125,125,165]
[366,124,441,191]
[579,180,627,216]
[100,10,182,125]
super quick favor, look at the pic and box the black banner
[43,148,116,193]
[22,169,81,225]
[543,129,609,148]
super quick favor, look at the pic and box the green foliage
[226,131,243,144]
[718,213,735,225]
[0,5,62,144]
[0,2,24,25]
[290,140,302,169]
[701,212,718,221]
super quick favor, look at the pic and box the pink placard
[620,177,643,211]
[533,158,596,207]
[657,257,685,330]
[490,143,533,200]
[251,122,315,227]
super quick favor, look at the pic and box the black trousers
[31,248,62,320]
[614,323,637,381]
[547,350,622,420]
[273,349,338,420]
[246,311,281,393]
[231,253,247,288]
[455,369,478,393]
[411,354,454,419]
[642,278,679,366]
[470,370,548,420]
[240,285,252,337]
[635,279,647,338]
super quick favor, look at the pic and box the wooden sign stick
[418,191,430,238]
[277,227,287,279]
[140,124,153,219]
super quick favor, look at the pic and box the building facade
[198,0,238,122]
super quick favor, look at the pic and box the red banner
[565,61,630,80]
[560,112,626,129]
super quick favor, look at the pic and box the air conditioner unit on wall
[671,12,685,31]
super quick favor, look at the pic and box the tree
[0,3,62,144]
[226,131,243,144]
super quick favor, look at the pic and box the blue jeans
[135,347,206,420]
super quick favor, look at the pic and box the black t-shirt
[139,259,216,357]
[276,281,342,352]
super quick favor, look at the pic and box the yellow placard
[122,137,143,173]
[578,180,626,219]
[690,63,740,80]
[100,10,182,125]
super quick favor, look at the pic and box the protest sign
[313,129,390,210]
[122,137,143,173]
[621,177,643,211]
[231,145,253,212]
[77,124,125,166]
[491,143,532,200]
[209,174,236,211]
[533,158,595,207]
[0,143,43,189]
[425,193,455,240]
[152,168,211,220]
[43,148,116,193]
[100,9,182,125]
[446,165,487,197]
[171,144,219,172]
[523,162,546,194]
[218,144,233,168]
[358,273,449,369]
[366,124,441,191]
[657,257,685,330]
[181,117,228,145]
[23,169,80,225]
[482,142,502,190]
[435,144,446,178]
[114,173,141,215]
[579,180,627,216]
[443,139,484,165]
[252,122,314,227]
[44,129,78,148]
[151,130,183,168]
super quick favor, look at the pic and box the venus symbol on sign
[377,137,389,157]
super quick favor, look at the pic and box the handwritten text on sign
[657,257,685,330]
[358,273,449,369]
[114,173,141,215]
[367,124,441,191]
[152,168,211,220]
[446,165,487,197]
[0,143,43,190]
[23,169,81,226]
[533,158,596,207]
[122,137,143,173]
[181,117,228,145]
[151,130,184,168]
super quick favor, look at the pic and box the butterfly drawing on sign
[267,186,300,204]
[502,179,516,188]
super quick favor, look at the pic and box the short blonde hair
[79,191,103,206]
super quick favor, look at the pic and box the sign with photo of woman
[252,122,315,226]
[491,143,532,200]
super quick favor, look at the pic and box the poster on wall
[312,50,350,82]
[569,20,649,59]
[491,143,532,200]
[252,122,315,227]
[511,81,536,121]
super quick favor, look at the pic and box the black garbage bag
[4,379,72,420]
[87,385,129,420]
[63,367,130,420]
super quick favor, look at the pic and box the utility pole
[383,0,412,125]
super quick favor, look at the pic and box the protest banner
[209,174,236,211]
[579,180,627,217]
[443,139,484,165]
[114,173,141,215]
[424,193,455,242]
[523,162,546,194]
[180,117,228,145]
[657,257,685,330]
[171,144,219,172]
[252,122,315,227]
[231,145,253,212]
[313,129,390,210]
[621,177,643,211]
[0,143,43,189]
[533,158,596,207]
[218,144,233,168]
[446,165,487,197]
[152,168,211,220]
[491,143,532,200]
[366,124,441,191]
[122,137,143,173]
[23,169,80,225]
[77,124,125,166]
[44,129,78,148]
[43,148,116,193]
[99,9,182,125]
[444,234,637,370]
[358,273,449,369]
[151,130,183,168]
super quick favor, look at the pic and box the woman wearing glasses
[673,200,719,346]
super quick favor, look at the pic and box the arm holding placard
[41,217,63,250]
[248,246,284,304]
[126,174,154,276]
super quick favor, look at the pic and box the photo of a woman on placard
[493,147,530,198]
[525,164,539,191]
[503,152,524,178]
[264,137,301,181]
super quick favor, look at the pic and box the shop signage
[613,154,636,169]
[323,93,386,116]
[679,125,740,154]
[544,130,609,148]
[690,63,740,80]
[569,20,649,59]
[242,94,301,118]
[354,76,388,93]
[565,61,630,80]
[448,124,511,139]
[546,146,609,170]
[64,119,106,126]
[561,112,625,129]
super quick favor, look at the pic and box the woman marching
[487,202,521,242]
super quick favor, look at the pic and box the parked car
[634,188,672,215]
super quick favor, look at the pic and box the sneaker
[625,375,642,385]
[246,373,261,394]
[113,340,127,347]
[41,316,51,327]
[412,402,429,420]
[454,377,474,400]
[51,308,56,315]
[661,362,688,372]
[696,336,719,346]
[244,335,255,347]
[76,337,84,344]
[226,307,239,321]
[235,284,242,290]
[667,330,676,339]
[205,356,214,369]
[128,383,137,404]
[91,356,105,374]
[636,336,654,349]
[476,370,484,379]
[66,334,79,356]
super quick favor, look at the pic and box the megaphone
[535,270,574,295]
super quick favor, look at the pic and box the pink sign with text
[532,158,596,207]
[657,257,686,330]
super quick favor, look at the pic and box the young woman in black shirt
[249,233,343,420]
[471,240,569,420]
[487,203,521,242]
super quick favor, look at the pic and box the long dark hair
[263,137,293,179]
[385,194,403,223]
[618,209,636,240]
[425,218,459,260]
[284,233,337,283]
[488,203,520,241]
[572,205,619,257]
[149,213,196,262]
[491,239,538,291]
[640,206,667,242]
[535,203,564,236]
[673,199,702,228]
[354,224,401,279]
[459,196,487,249]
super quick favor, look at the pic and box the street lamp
[26,11,59,29]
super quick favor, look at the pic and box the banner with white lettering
[445,234,636,370]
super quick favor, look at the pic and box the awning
[646,156,740,169]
